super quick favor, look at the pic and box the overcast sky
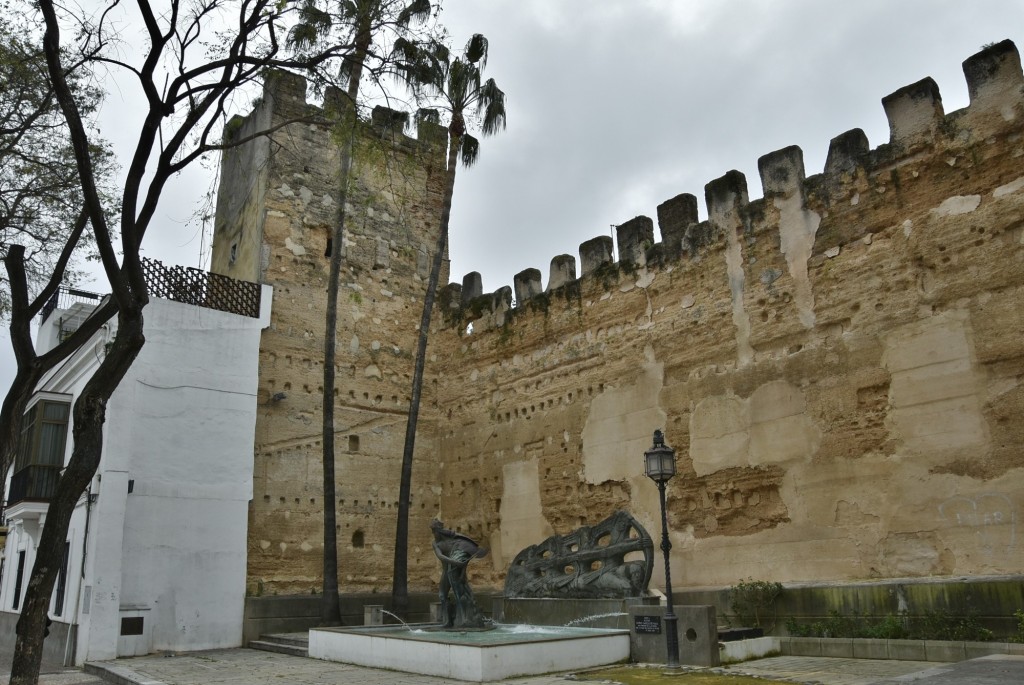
[2,0,1022,395]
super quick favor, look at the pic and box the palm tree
[289,0,431,626]
[390,33,506,614]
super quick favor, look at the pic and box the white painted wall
[0,286,270,664]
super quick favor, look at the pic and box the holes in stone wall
[352,530,365,548]
[348,435,359,452]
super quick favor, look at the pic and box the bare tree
[0,16,119,320]
[0,14,123,499]
[5,1,362,681]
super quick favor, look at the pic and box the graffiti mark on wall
[938,493,1016,556]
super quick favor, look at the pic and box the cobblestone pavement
[0,668,105,685]
[87,648,573,685]
[6,649,1024,685]
[734,655,936,684]
[868,655,1024,684]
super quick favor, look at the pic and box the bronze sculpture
[504,510,654,599]
[431,519,490,629]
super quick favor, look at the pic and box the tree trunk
[9,308,145,685]
[392,130,460,614]
[321,15,372,627]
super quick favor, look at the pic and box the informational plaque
[633,615,662,634]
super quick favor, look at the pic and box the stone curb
[83,661,166,685]
[779,636,1024,662]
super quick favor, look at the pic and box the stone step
[260,632,309,647]
[248,639,308,657]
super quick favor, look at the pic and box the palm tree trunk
[321,15,372,626]
[392,131,460,614]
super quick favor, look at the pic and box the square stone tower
[210,70,448,595]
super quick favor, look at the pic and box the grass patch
[574,665,772,685]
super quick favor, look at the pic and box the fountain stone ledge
[307,624,630,682]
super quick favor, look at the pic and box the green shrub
[910,609,993,642]
[729,578,783,629]
[786,608,994,642]
[862,613,908,640]
[1012,609,1024,643]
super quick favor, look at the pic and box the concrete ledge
[926,640,966,662]
[84,661,166,685]
[719,636,780,664]
[853,638,888,659]
[779,636,1021,663]
[888,638,928,661]
[787,637,822,656]
[820,637,854,658]
[309,625,629,682]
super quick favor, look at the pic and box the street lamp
[644,429,679,669]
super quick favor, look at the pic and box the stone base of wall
[676,575,1024,639]
[779,636,1024,662]
[243,593,501,645]
[0,611,76,670]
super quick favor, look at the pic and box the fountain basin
[308,624,630,682]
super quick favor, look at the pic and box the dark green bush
[729,578,783,629]
[786,608,995,642]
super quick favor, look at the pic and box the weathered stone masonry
[214,41,1023,597]
[429,40,1024,591]
[211,71,449,595]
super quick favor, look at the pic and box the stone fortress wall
[213,41,1024,598]
[427,40,1024,591]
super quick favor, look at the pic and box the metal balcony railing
[40,287,103,323]
[8,464,62,505]
[38,261,262,325]
[143,258,262,318]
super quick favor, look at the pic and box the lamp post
[645,429,679,669]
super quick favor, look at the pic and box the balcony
[40,286,103,325]
[8,464,62,506]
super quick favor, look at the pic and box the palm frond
[287,1,334,52]
[397,0,433,26]
[478,78,506,136]
[460,133,480,168]
[464,34,488,68]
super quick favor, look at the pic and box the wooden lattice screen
[142,258,261,318]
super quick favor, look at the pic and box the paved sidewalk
[869,654,1024,684]
[736,655,935,684]
[0,673,105,685]
[6,649,1024,685]
[86,648,571,684]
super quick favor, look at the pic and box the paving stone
[13,648,1024,685]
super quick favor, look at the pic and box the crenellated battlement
[426,38,1024,590]
[225,68,447,153]
[215,38,1024,598]
[444,39,1024,331]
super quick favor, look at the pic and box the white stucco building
[0,263,271,665]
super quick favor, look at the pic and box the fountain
[308,622,630,681]
[307,517,638,681]
[564,612,628,627]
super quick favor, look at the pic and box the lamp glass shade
[644,444,676,483]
